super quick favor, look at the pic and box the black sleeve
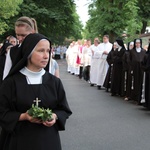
[0,78,21,133]
[53,79,72,131]
[107,52,113,65]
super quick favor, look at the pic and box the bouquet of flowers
[28,104,53,121]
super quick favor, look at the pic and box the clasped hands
[19,112,57,127]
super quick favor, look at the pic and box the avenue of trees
[83,0,150,42]
[0,0,83,44]
[0,0,150,44]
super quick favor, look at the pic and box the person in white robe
[96,35,112,89]
[90,38,100,86]
[76,40,83,79]
[70,42,79,75]
[66,43,73,72]
[82,39,92,81]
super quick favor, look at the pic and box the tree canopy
[1,0,149,44]
[0,0,23,35]
[83,0,150,43]
[0,0,83,44]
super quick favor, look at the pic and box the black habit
[111,47,126,96]
[0,72,72,150]
[122,42,133,99]
[142,43,150,109]
[103,48,114,91]
[0,33,72,150]
[129,48,146,103]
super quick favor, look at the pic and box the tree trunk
[141,20,147,34]
[109,31,117,43]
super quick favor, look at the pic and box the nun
[123,41,134,101]
[141,43,150,109]
[129,38,146,105]
[111,39,126,96]
[0,33,72,150]
[103,42,118,92]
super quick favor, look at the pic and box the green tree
[83,0,149,43]
[137,0,150,34]
[0,0,23,35]
[1,0,83,44]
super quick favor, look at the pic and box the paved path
[58,59,150,150]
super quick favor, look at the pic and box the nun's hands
[19,113,42,124]
[42,113,57,127]
[26,113,42,124]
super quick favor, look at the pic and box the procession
[66,36,150,109]
[0,0,150,150]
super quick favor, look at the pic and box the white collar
[118,46,122,51]
[136,47,141,53]
[20,67,45,84]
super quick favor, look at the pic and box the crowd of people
[66,35,150,109]
[0,16,72,150]
[53,45,67,59]
[0,14,150,150]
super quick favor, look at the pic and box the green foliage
[0,0,23,35]
[137,0,150,33]
[83,0,150,43]
[0,0,83,44]
[28,104,53,121]
[124,0,142,42]
[137,0,150,20]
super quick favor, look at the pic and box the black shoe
[91,84,94,87]
[97,86,101,90]
[106,89,109,92]
[111,93,116,96]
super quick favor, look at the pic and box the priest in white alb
[90,38,100,86]
[96,35,112,89]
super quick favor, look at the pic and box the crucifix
[33,97,41,107]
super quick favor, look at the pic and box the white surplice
[82,46,92,67]
[96,42,112,86]
[90,44,100,84]
[70,45,79,74]
[66,46,72,72]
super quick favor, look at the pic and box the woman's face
[15,25,33,44]
[9,38,17,46]
[27,40,50,71]
[135,42,141,48]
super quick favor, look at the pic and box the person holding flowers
[0,33,72,150]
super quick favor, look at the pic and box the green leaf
[27,104,53,121]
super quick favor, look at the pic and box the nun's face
[129,44,134,50]
[135,42,141,48]
[113,43,118,50]
[27,40,50,71]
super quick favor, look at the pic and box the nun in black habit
[111,39,126,96]
[123,42,134,101]
[129,38,146,104]
[0,33,72,150]
[103,42,117,92]
[141,43,150,109]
